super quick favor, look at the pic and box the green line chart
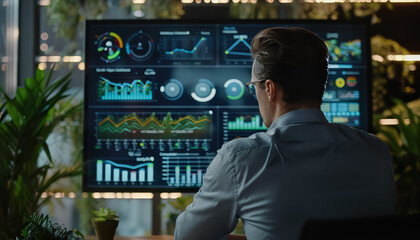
[98,77,153,101]
[96,111,212,140]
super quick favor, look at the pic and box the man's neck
[272,102,320,123]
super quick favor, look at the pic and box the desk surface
[85,236,174,240]
[85,234,246,240]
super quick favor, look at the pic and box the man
[174,27,394,240]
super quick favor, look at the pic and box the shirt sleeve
[174,144,239,240]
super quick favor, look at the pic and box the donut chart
[126,31,154,61]
[160,79,184,101]
[96,32,123,63]
[224,79,245,100]
[191,79,216,102]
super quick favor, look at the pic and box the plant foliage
[18,213,84,240]
[376,99,420,214]
[0,67,82,239]
[92,208,119,222]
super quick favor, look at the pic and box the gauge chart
[126,31,154,61]
[191,79,216,102]
[160,79,184,101]
[224,79,245,100]
[95,32,123,63]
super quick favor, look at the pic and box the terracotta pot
[92,219,119,240]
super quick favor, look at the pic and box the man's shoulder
[223,131,272,154]
[331,123,387,147]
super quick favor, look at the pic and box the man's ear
[265,79,281,102]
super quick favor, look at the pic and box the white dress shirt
[175,108,394,240]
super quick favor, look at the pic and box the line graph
[165,37,207,55]
[161,35,212,60]
[224,37,252,56]
[98,76,153,101]
[96,111,212,140]
[223,34,253,63]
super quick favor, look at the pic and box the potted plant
[91,208,119,240]
[18,213,84,240]
[0,67,82,239]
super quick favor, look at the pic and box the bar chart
[98,77,153,101]
[228,114,267,131]
[223,111,267,143]
[96,160,154,184]
[161,155,213,187]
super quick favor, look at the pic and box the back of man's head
[251,27,329,105]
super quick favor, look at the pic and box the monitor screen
[83,20,371,192]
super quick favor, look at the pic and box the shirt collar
[267,108,328,131]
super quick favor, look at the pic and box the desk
[85,234,246,240]
[85,236,174,240]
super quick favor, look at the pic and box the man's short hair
[251,27,329,104]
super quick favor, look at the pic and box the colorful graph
[161,155,213,187]
[96,160,154,183]
[165,37,207,55]
[95,32,123,63]
[324,39,362,62]
[97,112,212,139]
[162,36,211,60]
[224,35,252,57]
[98,77,153,101]
[228,115,267,130]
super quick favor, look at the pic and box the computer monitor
[83,20,371,192]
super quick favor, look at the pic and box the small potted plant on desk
[92,208,119,240]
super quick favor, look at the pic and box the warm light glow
[41,32,49,40]
[54,192,63,198]
[301,0,412,2]
[409,65,417,71]
[204,0,211,3]
[116,192,123,199]
[37,56,47,63]
[123,192,132,199]
[372,55,384,62]
[196,0,202,3]
[181,0,194,2]
[390,0,420,2]
[41,192,48,199]
[132,193,154,199]
[47,56,61,62]
[68,192,76,199]
[388,55,420,62]
[39,0,51,6]
[78,62,85,71]
[63,56,82,62]
[279,0,293,2]
[133,9,145,17]
[102,192,116,199]
[379,118,411,125]
[169,192,183,199]
[1,64,5,72]
[82,192,89,198]
[266,0,275,3]
[40,43,48,52]
[1,56,7,63]
[38,63,47,70]
[160,193,169,199]
[92,192,102,199]
[132,0,146,3]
